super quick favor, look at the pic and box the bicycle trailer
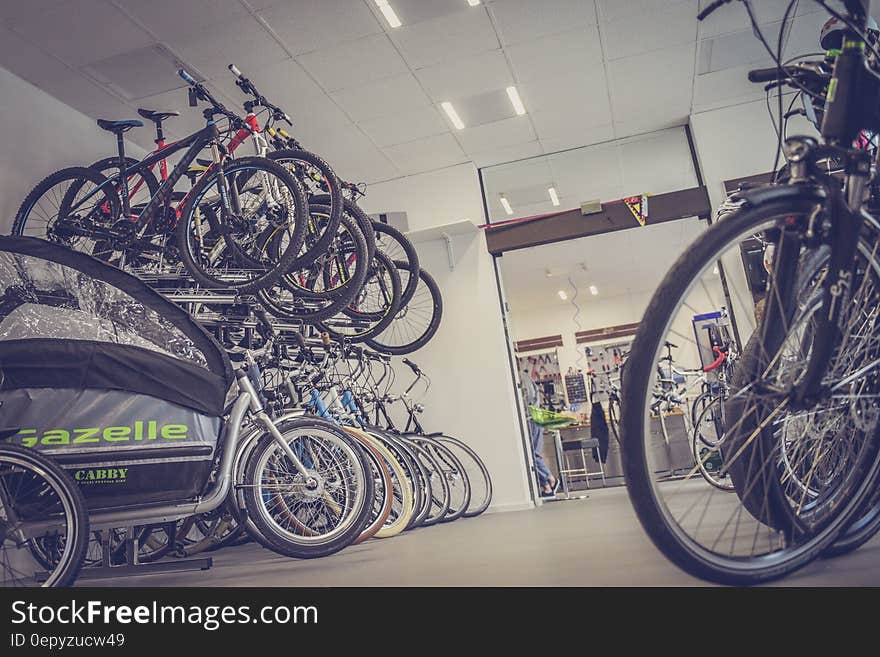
[0,236,234,510]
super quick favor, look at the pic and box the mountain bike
[13,69,308,293]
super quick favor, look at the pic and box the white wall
[0,67,145,231]
[359,166,533,512]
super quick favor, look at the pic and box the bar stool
[560,438,606,490]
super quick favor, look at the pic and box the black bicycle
[13,69,308,293]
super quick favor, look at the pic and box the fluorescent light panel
[467,0,481,5]
[500,195,513,215]
[506,85,526,115]
[548,187,560,206]
[558,290,568,301]
[375,1,402,28]
[441,101,465,129]
[589,285,598,296]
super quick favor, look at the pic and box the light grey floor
[91,486,880,587]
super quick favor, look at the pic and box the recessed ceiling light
[375,0,402,28]
[548,187,560,206]
[558,290,568,301]
[500,195,513,215]
[467,0,481,5]
[506,85,526,115]
[589,285,598,296]
[440,101,465,130]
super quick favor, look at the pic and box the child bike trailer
[0,236,234,511]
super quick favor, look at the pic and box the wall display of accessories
[0,64,493,588]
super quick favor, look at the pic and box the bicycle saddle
[96,119,143,133]
[137,108,180,122]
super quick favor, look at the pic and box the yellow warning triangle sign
[623,194,648,226]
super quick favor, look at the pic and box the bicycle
[13,69,308,293]
[620,0,880,584]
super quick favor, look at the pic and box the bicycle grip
[402,358,421,375]
[748,67,783,83]
[178,68,196,85]
[228,64,243,79]
[697,0,730,21]
[321,332,331,346]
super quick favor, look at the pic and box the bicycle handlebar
[178,68,196,85]
[402,358,421,376]
[702,346,728,372]
[228,64,293,126]
[697,0,732,21]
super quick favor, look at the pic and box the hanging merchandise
[564,369,588,404]
[589,401,609,464]
[623,193,649,226]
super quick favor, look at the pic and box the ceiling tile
[82,44,189,102]
[607,42,695,127]
[0,24,70,88]
[389,0,476,27]
[506,26,602,83]
[331,73,432,122]
[415,49,513,101]
[518,69,611,123]
[692,64,765,112]
[598,0,695,24]
[383,132,468,175]
[164,17,288,83]
[114,0,249,42]
[531,101,612,144]
[601,1,696,60]
[297,33,408,92]
[7,0,155,67]
[358,105,448,146]
[454,89,516,128]
[258,0,382,55]
[456,115,535,154]
[314,125,400,184]
[696,0,821,39]
[538,123,615,155]
[133,88,211,139]
[36,70,135,122]
[471,140,543,168]
[489,0,597,46]
[390,8,498,69]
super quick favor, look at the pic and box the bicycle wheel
[257,207,369,322]
[691,394,734,491]
[311,195,377,262]
[414,437,471,523]
[620,198,880,585]
[319,250,402,343]
[242,417,372,558]
[0,444,88,587]
[176,156,307,293]
[372,221,420,305]
[406,439,449,527]
[267,149,342,268]
[341,427,393,544]
[366,430,418,537]
[13,167,121,257]
[89,156,160,217]
[428,435,492,518]
[366,264,443,355]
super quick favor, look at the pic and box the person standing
[522,367,559,497]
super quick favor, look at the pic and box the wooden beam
[514,335,564,353]
[485,186,711,256]
[575,322,641,344]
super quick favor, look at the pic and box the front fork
[235,369,311,477]
[789,147,871,407]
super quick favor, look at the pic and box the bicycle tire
[311,194,376,262]
[433,434,492,517]
[12,167,121,248]
[414,437,471,523]
[341,427,394,543]
[176,156,308,293]
[406,439,449,527]
[257,207,370,322]
[620,198,880,585]
[366,264,443,355]
[0,444,89,587]
[372,221,419,306]
[266,149,342,268]
[242,417,372,558]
